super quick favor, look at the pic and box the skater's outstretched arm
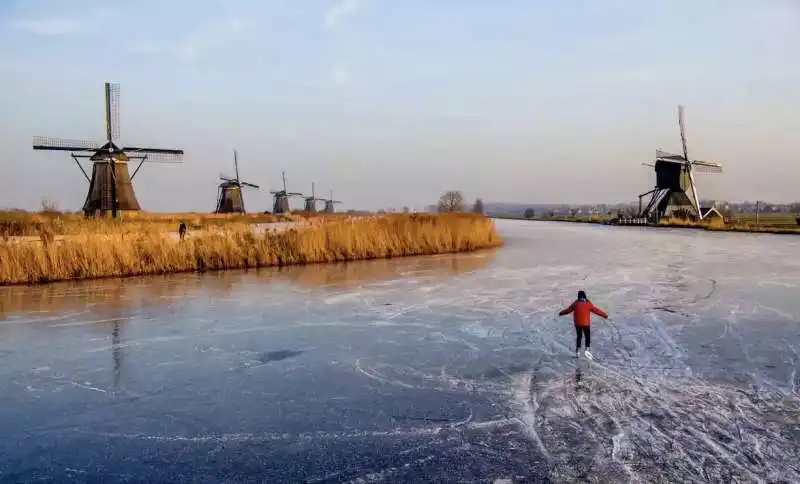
[589,303,608,319]
[558,302,575,316]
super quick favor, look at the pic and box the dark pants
[575,325,590,350]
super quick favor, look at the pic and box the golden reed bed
[0,213,502,286]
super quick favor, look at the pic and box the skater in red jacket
[558,290,608,359]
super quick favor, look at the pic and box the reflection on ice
[0,221,799,482]
[0,249,498,320]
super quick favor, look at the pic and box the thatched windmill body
[322,190,343,213]
[270,171,303,214]
[32,82,184,218]
[215,150,260,214]
[638,105,723,222]
[303,182,326,213]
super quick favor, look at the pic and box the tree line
[436,191,484,214]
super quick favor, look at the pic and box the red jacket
[559,299,608,327]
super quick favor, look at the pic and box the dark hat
[577,290,587,300]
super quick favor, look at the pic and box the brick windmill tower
[270,171,304,214]
[302,182,326,213]
[322,190,343,213]
[215,150,260,213]
[32,82,184,218]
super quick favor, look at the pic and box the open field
[0,213,502,286]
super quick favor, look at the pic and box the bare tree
[524,208,535,219]
[39,198,61,215]
[402,206,410,213]
[472,198,484,214]
[437,191,465,213]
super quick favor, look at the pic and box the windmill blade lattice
[678,105,689,161]
[33,136,104,151]
[108,82,121,143]
[122,147,183,161]
[233,150,240,184]
[690,162,723,174]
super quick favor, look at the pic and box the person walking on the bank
[558,290,608,359]
[178,221,187,241]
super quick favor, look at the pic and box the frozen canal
[1,219,799,483]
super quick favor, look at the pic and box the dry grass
[0,209,320,238]
[0,209,367,240]
[0,213,502,286]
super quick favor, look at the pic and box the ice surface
[1,220,799,483]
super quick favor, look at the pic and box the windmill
[215,150,260,214]
[270,171,303,214]
[322,190,343,213]
[638,105,723,222]
[32,82,184,218]
[303,182,325,213]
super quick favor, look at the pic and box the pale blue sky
[1,0,798,211]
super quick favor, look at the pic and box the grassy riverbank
[0,213,502,286]
[657,216,800,234]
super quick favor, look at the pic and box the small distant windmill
[215,150,260,214]
[32,82,184,218]
[270,171,303,214]
[303,182,325,213]
[638,105,723,222]
[322,190,343,213]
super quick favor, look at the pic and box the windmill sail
[31,81,183,218]
[638,105,723,222]
[690,160,723,173]
[678,105,688,161]
[215,149,259,214]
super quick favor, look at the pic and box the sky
[0,0,798,212]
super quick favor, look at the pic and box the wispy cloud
[301,53,358,89]
[127,17,251,62]
[330,61,351,85]
[324,0,368,31]
[127,40,160,55]
[300,61,352,89]
[177,17,250,61]
[312,0,372,87]
[9,10,112,36]
[9,18,85,36]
